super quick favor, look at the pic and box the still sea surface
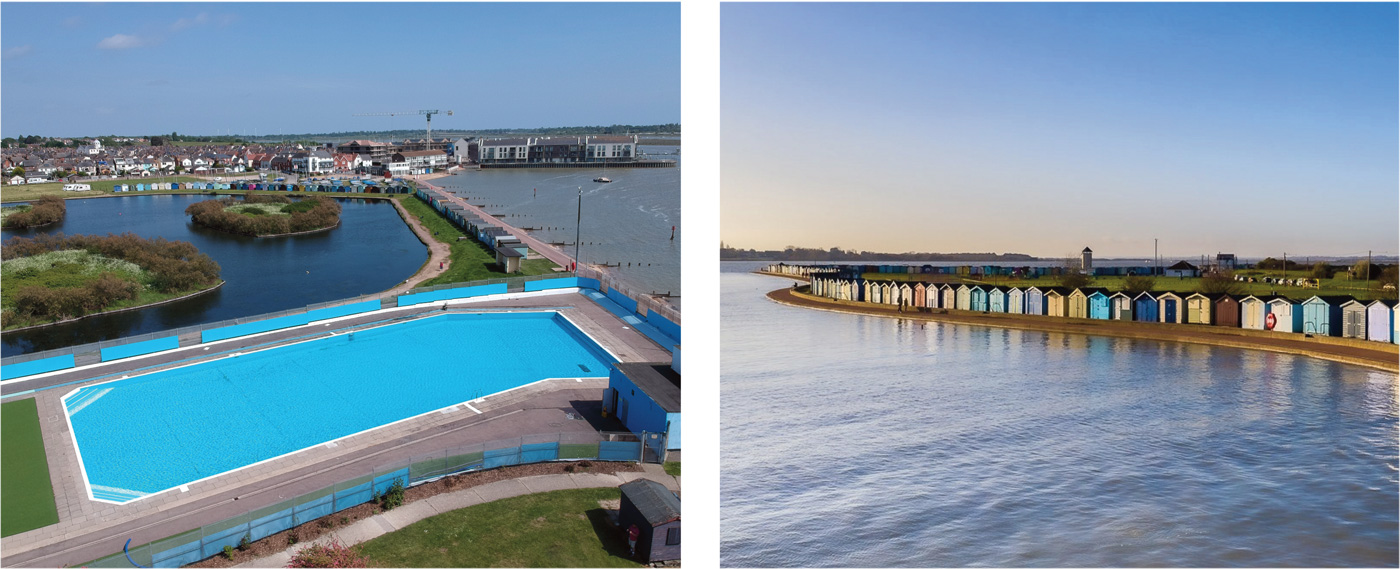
[2,195,424,356]
[721,262,1398,567]
[431,145,680,299]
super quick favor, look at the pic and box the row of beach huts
[764,264,1400,344]
[109,181,415,193]
[415,188,531,270]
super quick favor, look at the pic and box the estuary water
[431,145,680,298]
[2,195,424,357]
[720,263,1398,567]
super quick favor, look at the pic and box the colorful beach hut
[970,286,988,312]
[988,287,1006,313]
[1266,297,1303,333]
[1184,293,1213,325]
[1211,294,1240,328]
[1086,290,1112,320]
[955,285,972,311]
[1007,287,1024,314]
[1109,292,1132,320]
[1240,296,1269,330]
[1025,286,1045,316]
[1044,288,1068,317]
[1133,292,1158,322]
[941,284,956,310]
[1301,296,1347,336]
[1341,299,1368,339]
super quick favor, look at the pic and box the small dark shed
[1211,294,1240,328]
[618,479,680,563]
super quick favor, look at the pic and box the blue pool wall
[1,354,76,380]
[606,288,640,314]
[305,300,380,322]
[647,310,681,344]
[398,283,508,306]
[101,337,180,362]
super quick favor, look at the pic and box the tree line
[186,195,341,236]
[2,233,222,327]
[2,196,66,229]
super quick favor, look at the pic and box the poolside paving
[0,290,671,568]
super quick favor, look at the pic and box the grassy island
[1,233,222,330]
[186,194,340,237]
[1,196,66,229]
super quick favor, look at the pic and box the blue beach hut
[970,286,988,312]
[988,287,1006,313]
[1266,297,1303,333]
[1088,290,1112,320]
[1301,296,1347,336]
[1133,292,1158,322]
[1158,292,1184,324]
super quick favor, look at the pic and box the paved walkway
[418,180,577,269]
[379,197,451,297]
[235,464,680,568]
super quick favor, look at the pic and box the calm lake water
[432,145,680,298]
[2,195,425,357]
[721,262,1398,567]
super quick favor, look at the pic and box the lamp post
[575,186,583,274]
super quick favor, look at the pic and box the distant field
[1,398,59,537]
[862,273,1396,302]
[1,176,207,202]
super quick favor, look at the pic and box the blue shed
[1301,296,1348,336]
[605,362,680,451]
[988,287,1006,313]
[1133,292,1158,322]
[1025,287,1045,316]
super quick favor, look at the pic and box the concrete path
[417,180,577,269]
[379,197,452,297]
[235,464,680,568]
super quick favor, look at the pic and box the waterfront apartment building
[336,140,395,162]
[390,150,449,174]
[292,150,335,174]
[478,135,640,165]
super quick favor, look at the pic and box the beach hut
[970,286,988,312]
[1067,289,1089,319]
[1109,292,1132,320]
[1394,303,1399,344]
[1340,299,1368,339]
[863,281,877,304]
[1025,286,1045,316]
[1133,292,1158,322]
[1301,296,1347,336]
[941,284,956,310]
[1044,288,1067,317]
[1007,287,1024,314]
[913,283,926,308]
[1366,300,1395,343]
[1157,292,1184,324]
[898,283,913,307]
[989,287,1006,313]
[617,479,681,564]
[1087,290,1112,320]
[1266,297,1303,333]
[1239,296,1268,330]
[956,285,972,311]
[1211,294,1240,328]
[1185,293,1213,325]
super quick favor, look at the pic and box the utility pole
[575,186,583,274]
[1283,252,1287,283]
[1154,238,1158,276]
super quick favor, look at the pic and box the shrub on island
[1,233,222,328]
[2,196,66,228]
[186,195,341,236]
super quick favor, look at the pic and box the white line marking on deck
[324,441,337,449]
[179,485,189,492]
[463,402,482,414]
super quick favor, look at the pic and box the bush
[238,533,251,551]
[222,545,235,560]
[375,480,405,510]
[186,196,339,236]
[287,539,370,568]
[3,196,66,228]
[1197,271,1244,295]
[1122,274,1155,296]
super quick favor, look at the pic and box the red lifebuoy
[1265,313,1277,330]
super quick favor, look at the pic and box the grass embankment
[664,462,680,476]
[865,273,1397,302]
[1,176,208,203]
[357,487,643,568]
[1,398,60,537]
[395,195,558,287]
[1,234,222,330]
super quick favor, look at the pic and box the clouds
[2,45,32,60]
[97,34,147,50]
[170,12,208,31]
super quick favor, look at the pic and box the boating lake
[721,262,1398,567]
[1,195,425,357]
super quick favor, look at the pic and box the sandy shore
[760,277,1398,373]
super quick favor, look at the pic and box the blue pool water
[63,312,614,503]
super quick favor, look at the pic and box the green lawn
[863,273,1397,302]
[1,398,59,537]
[664,462,680,477]
[1,176,208,202]
[356,487,643,568]
[395,195,560,287]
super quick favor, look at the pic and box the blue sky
[722,3,1398,258]
[1,3,679,137]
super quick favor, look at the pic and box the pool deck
[0,290,672,568]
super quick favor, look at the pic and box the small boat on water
[593,177,612,183]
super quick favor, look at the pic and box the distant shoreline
[757,273,1399,373]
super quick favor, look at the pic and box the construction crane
[351,110,454,144]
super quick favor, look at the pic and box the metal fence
[80,431,647,568]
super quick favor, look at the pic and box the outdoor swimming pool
[62,312,615,504]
